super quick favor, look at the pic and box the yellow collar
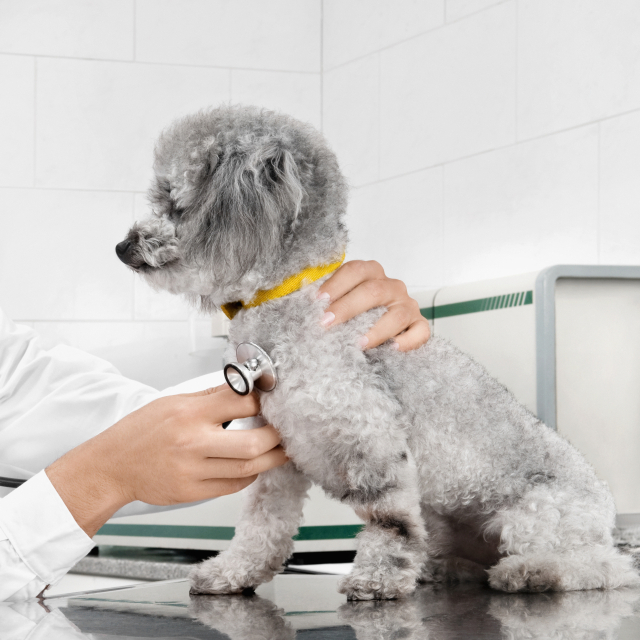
[220,253,346,320]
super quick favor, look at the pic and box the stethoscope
[0,343,278,488]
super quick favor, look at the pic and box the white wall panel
[36,58,230,191]
[0,189,134,320]
[379,2,516,178]
[0,0,134,60]
[28,319,223,389]
[599,112,640,266]
[518,0,640,140]
[323,0,444,70]
[442,125,598,285]
[231,70,321,129]
[0,55,34,187]
[446,0,508,23]
[323,54,379,187]
[347,167,443,289]
[135,0,320,72]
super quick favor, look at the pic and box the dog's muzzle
[115,240,145,269]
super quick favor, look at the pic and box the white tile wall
[36,58,231,192]
[0,55,34,187]
[323,54,380,187]
[231,70,321,129]
[323,0,444,70]
[518,0,640,140]
[599,113,640,266]
[2,1,640,379]
[135,0,321,72]
[0,2,321,383]
[0,188,134,320]
[442,126,599,284]
[348,167,444,289]
[379,2,516,178]
[0,0,134,60]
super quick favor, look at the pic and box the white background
[1,0,639,385]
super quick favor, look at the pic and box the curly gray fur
[117,104,639,600]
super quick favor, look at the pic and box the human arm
[317,260,431,351]
[0,307,286,602]
[46,386,286,537]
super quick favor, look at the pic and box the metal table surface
[3,575,640,639]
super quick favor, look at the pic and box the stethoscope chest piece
[224,342,278,396]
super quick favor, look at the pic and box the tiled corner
[599,112,640,266]
[0,0,134,60]
[518,0,640,140]
[323,54,379,188]
[135,0,321,72]
[442,125,599,285]
[323,0,444,70]
[445,0,508,23]
[0,188,135,321]
[0,55,34,187]
[380,1,516,178]
[347,167,443,289]
[35,58,230,191]
[231,70,321,129]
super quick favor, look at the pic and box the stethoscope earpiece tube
[0,476,27,488]
[224,342,278,396]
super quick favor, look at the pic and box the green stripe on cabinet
[419,290,533,320]
[96,523,364,541]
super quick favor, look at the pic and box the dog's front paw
[338,568,417,601]
[189,556,256,595]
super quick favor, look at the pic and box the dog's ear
[258,144,305,226]
[188,142,305,279]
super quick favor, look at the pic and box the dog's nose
[115,240,131,258]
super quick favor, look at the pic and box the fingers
[363,299,430,350]
[388,317,431,352]
[322,276,406,328]
[201,445,288,479]
[204,424,282,459]
[317,260,385,308]
[197,475,258,500]
[194,386,261,424]
[181,383,228,397]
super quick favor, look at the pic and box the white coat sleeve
[0,307,160,601]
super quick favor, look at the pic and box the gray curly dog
[117,105,638,599]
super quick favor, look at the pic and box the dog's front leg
[339,456,428,601]
[190,462,311,594]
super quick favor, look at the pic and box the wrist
[46,439,131,538]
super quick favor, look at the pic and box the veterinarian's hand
[318,260,430,351]
[46,385,286,537]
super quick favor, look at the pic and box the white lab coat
[0,306,225,602]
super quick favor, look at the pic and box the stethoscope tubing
[0,476,27,488]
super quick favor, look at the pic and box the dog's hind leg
[338,458,428,600]
[485,488,640,592]
[190,462,311,595]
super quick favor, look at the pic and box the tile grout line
[350,105,640,191]
[514,0,519,141]
[320,0,324,132]
[0,51,319,75]
[33,57,37,187]
[376,51,381,181]
[324,0,510,73]
[132,0,137,61]
[596,121,601,264]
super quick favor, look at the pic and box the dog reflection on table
[116,104,638,599]
[189,586,640,640]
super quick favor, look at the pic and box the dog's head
[116,105,348,311]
